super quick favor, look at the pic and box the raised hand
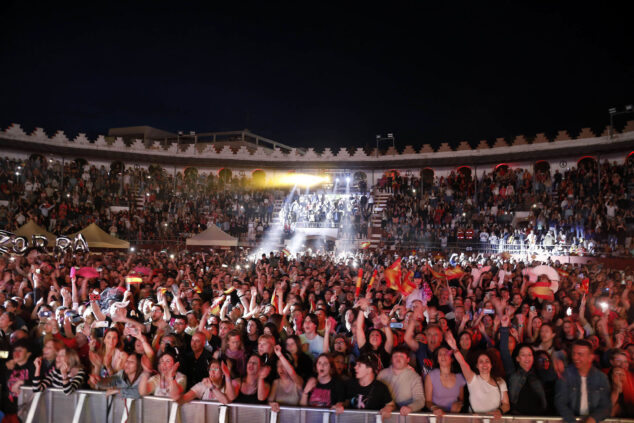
[258,365,271,381]
[445,331,457,350]
[500,314,510,327]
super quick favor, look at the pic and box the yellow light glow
[260,173,330,188]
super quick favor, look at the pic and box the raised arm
[445,331,475,383]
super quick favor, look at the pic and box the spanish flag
[399,271,417,296]
[528,281,554,301]
[309,298,316,313]
[360,241,371,249]
[125,275,143,284]
[426,263,445,280]
[444,266,465,280]
[385,259,402,292]
[270,289,280,313]
[367,269,378,291]
[557,268,570,278]
[209,296,226,315]
[354,269,364,298]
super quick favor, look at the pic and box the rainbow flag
[360,242,371,249]
[281,248,291,257]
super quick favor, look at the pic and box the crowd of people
[280,193,372,239]
[376,159,633,257]
[1,155,632,258]
[0,156,283,244]
[0,246,633,421]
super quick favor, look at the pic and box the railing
[18,388,634,423]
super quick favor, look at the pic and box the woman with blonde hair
[33,347,86,394]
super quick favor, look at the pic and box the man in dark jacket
[555,340,611,423]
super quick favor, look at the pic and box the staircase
[367,190,392,248]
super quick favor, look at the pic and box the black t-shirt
[308,377,347,407]
[1,360,35,414]
[346,378,392,410]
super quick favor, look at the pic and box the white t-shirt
[148,372,187,398]
[300,333,324,360]
[190,378,239,401]
[466,375,507,413]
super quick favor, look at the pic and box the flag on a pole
[354,269,364,298]
[125,275,143,284]
[385,259,402,292]
[209,296,226,315]
[399,270,417,296]
[367,269,378,291]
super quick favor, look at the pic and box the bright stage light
[272,173,330,188]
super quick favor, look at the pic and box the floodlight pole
[609,105,634,139]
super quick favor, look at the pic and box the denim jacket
[554,365,611,423]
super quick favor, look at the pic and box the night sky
[1,2,632,150]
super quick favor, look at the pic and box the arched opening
[577,156,597,170]
[421,168,434,188]
[184,167,199,186]
[252,169,266,187]
[218,168,232,183]
[457,166,472,179]
[534,160,550,174]
[494,163,510,177]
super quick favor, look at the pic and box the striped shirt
[34,368,87,395]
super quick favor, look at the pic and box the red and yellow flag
[367,269,378,291]
[426,263,445,280]
[557,268,570,278]
[354,269,364,298]
[399,270,417,296]
[528,281,554,301]
[125,275,143,284]
[360,241,371,249]
[209,296,226,315]
[385,259,402,291]
[270,289,280,313]
[444,266,465,280]
[581,278,590,294]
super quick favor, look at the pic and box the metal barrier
[18,387,634,423]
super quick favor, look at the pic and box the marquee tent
[15,220,57,246]
[72,223,130,249]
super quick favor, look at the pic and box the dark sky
[1,2,632,150]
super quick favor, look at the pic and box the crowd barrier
[18,387,634,423]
